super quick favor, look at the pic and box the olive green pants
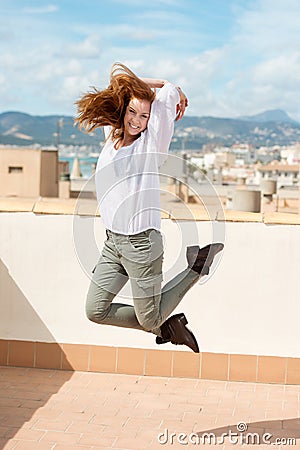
[85,229,199,335]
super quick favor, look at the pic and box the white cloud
[233,0,300,56]
[35,59,83,82]
[0,29,15,41]
[253,53,300,89]
[22,4,59,14]
[189,0,300,120]
[111,0,179,5]
[177,50,229,117]
[118,28,156,42]
[129,10,189,24]
[1,0,300,120]
[60,34,103,59]
[221,52,300,119]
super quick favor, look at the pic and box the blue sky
[1,0,300,120]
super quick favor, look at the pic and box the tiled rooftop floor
[0,367,299,450]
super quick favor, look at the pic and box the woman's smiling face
[123,98,151,139]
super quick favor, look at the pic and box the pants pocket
[128,232,150,250]
[133,274,163,330]
[134,273,163,299]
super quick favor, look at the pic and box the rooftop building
[0,147,58,198]
[258,160,300,187]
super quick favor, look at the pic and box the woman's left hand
[176,88,188,121]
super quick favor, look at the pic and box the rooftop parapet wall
[1,208,300,362]
[1,196,300,224]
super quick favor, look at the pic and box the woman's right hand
[175,87,188,121]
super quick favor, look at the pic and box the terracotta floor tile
[0,341,8,366]
[61,344,89,371]
[201,353,229,381]
[53,446,91,450]
[0,427,9,438]
[135,426,165,440]
[115,405,153,418]
[117,347,145,375]
[8,341,35,368]
[56,410,96,423]
[167,377,199,388]
[13,442,54,449]
[79,432,117,446]
[1,367,300,450]
[225,381,256,392]
[66,422,106,434]
[229,354,257,382]
[91,414,129,427]
[144,349,173,377]
[31,408,62,420]
[158,418,185,431]
[40,430,81,444]
[0,443,17,450]
[113,434,152,449]
[150,408,185,420]
[89,345,117,373]
[257,356,287,384]
[173,351,200,378]
[32,419,72,432]
[10,428,45,441]
[175,402,202,413]
[112,382,147,394]
[35,343,62,370]
[264,428,300,443]
[125,417,162,430]
[282,418,300,430]
[193,416,221,429]
[91,448,120,450]
[149,442,178,450]
[285,385,300,393]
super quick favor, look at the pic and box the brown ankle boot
[156,313,199,353]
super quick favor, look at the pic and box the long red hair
[74,63,155,142]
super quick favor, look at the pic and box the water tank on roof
[232,189,261,212]
[260,179,277,195]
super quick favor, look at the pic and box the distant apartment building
[280,143,300,164]
[257,161,299,187]
[214,151,236,168]
[190,151,236,170]
[0,147,58,197]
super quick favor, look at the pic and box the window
[8,166,23,173]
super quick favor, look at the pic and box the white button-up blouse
[95,82,180,235]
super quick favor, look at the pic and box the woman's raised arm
[140,78,168,89]
[141,78,188,120]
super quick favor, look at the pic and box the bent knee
[85,307,109,324]
[85,307,98,323]
[85,296,109,323]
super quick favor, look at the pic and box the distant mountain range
[0,111,104,147]
[238,108,299,124]
[0,109,299,149]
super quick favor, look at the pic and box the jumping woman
[75,63,223,352]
